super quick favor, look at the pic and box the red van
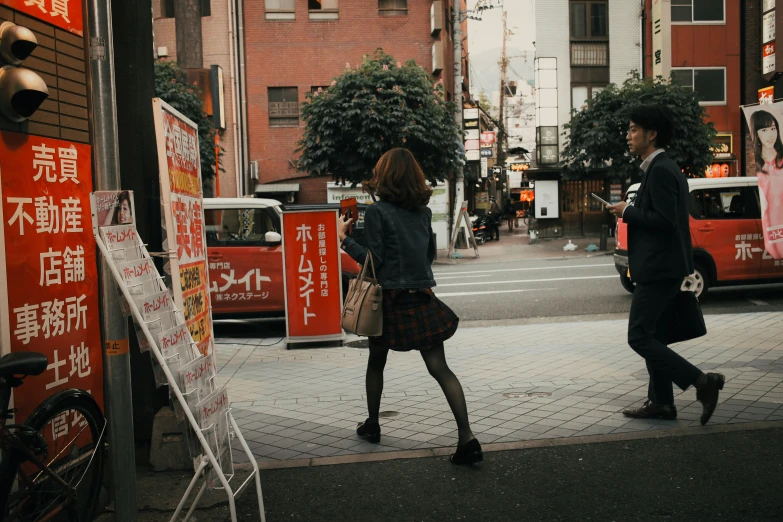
[615,177,783,297]
[203,198,361,317]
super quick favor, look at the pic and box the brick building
[244,0,469,204]
[153,0,243,197]
[644,0,742,177]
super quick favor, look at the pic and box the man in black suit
[607,105,724,425]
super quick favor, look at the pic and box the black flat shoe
[697,372,725,426]
[451,439,482,465]
[623,400,677,420]
[356,419,381,443]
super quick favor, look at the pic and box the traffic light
[0,22,49,122]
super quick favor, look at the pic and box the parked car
[203,198,361,317]
[615,177,783,298]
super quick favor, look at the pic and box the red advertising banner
[282,210,343,342]
[0,131,103,423]
[1,0,84,36]
[480,131,496,147]
[153,99,215,362]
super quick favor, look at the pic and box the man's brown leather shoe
[696,372,725,425]
[623,400,677,420]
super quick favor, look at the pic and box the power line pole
[497,10,508,200]
[87,0,138,520]
[453,0,464,211]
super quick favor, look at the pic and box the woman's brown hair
[363,148,433,211]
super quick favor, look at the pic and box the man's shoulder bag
[342,250,383,337]
[666,290,707,345]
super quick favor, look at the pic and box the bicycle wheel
[2,389,104,522]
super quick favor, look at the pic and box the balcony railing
[570,41,609,67]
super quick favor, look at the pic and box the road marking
[436,288,555,298]
[436,275,618,288]
[748,299,769,306]
[432,263,615,277]
[435,274,492,281]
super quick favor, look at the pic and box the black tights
[365,343,474,445]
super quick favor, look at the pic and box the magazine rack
[93,228,266,522]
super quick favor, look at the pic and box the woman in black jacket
[338,148,482,465]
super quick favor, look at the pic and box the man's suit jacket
[623,151,694,284]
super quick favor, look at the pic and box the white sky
[467,0,536,55]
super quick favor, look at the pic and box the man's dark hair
[630,105,674,148]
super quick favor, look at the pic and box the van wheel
[693,265,709,298]
[619,273,635,293]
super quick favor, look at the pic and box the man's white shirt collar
[640,149,665,173]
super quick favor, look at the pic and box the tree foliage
[154,59,221,194]
[296,49,464,185]
[562,75,716,181]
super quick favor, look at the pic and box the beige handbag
[341,250,383,337]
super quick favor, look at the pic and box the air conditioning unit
[432,41,444,74]
[430,1,443,36]
[250,160,259,180]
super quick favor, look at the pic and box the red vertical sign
[282,210,343,341]
[0,131,103,423]
[1,0,84,36]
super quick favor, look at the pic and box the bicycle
[0,352,105,521]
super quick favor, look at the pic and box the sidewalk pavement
[215,311,783,466]
[435,228,616,264]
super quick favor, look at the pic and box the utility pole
[87,0,138,520]
[496,10,508,201]
[453,0,465,210]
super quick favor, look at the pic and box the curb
[433,251,614,266]
[234,419,783,472]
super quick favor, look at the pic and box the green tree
[296,49,464,185]
[562,75,716,181]
[154,59,220,195]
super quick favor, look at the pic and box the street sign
[509,163,530,172]
[0,131,103,424]
[465,149,480,161]
[1,0,84,36]
[491,166,503,175]
[463,108,479,120]
[154,99,216,361]
[464,139,480,150]
[480,148,492,157]
[465,129,479,141]
[480,157,488,178]
[480,131,496,147]
[760,86,775,104]
[281,209,344,344]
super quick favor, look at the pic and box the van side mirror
[264,231,282,244]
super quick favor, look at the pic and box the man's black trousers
[628,279,703,405]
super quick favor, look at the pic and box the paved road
[214,257,783,338]
[115,426,783,521]
[432,257,783,322]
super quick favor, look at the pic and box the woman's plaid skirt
[368,288,459,351]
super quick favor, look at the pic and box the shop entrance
[561,180,606,236]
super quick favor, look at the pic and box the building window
[571,84,605,112]
[162,0,174,18]
[265,0,295,20]
[269,87,299,127]
[671,0,724,23]
[309,0,339,20]
[379,0,407,16]
[671,68,726,105]
[570,1,608,40]
[201,0,211,16]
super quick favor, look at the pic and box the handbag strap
[358,249,377,283]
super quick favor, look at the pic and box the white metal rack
[93,229,266,522]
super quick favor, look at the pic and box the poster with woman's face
[90,190,136,232]
[742,103,783,259]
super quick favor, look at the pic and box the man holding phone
[605,105,724,425]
